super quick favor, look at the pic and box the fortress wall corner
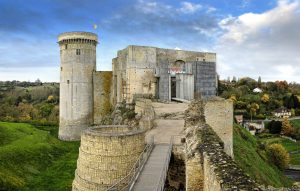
[203,98,233,157]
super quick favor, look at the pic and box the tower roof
[58,31,98,42]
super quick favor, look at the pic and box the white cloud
[177,2,202,14]
[216,0,300,82]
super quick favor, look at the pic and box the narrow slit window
[65,44,67,49]
[61,67,63,71]
[76,49,80,55]
[67,80,70,84]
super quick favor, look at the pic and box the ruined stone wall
[185,100,260,191]
[134,98,155,130]
[58,32,97,141]
[72,125,146,191]
[203,98,233,157]
[93,71,113,124]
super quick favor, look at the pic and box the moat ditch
[164,146,186,191]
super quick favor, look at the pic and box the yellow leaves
[267,143,290,170]
[281,117,293,136]
[261,94,270,103]
[47,95,55,102]
[229,95,237,102]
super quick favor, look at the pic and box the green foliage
[0,83,59,125]
[233,124,293,187]
[0,122,79,191]
[266,144,290,170]
[267,120,282,134]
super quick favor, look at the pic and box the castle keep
[56,32,264,191]
[58,31,217,140]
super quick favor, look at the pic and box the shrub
[268,120,282,134]
[267,143,290,170]
[281,118,293,136]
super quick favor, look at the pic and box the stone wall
[203,98,233,157]
[185,100,260,191]
[93,71,113,124]
[72,125,146,191]
[134,98,155,130]
[112,45,217,103]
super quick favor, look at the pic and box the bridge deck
[131,144,170,191]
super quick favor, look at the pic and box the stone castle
[58,31,217,141]
[57,31,283,191]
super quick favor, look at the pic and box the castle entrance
[171,77,176,98]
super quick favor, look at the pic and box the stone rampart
[185,100,260,191]
[72,125,146,191]
[203,97,233,157]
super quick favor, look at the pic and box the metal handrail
[106,136,154,191]
[156,136,174,191]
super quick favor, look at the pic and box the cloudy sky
[0,0,299,82]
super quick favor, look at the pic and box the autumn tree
[267,143,290,170]
[281,117,293,136]
[261,94,270,103]
[247,103,259,120]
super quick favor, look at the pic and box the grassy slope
[233,124,293,187]
[258,134,300,165]
[0,122,79,191]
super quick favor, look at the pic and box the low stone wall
[72,125,146,191]
[135,98,155,130]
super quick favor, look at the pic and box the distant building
[234,115,243,125]
[273,107,291,118]
[253,87,262,93]
[244,121,265,135]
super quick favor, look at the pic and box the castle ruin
[56,31,271,191]
[58,31,217,141]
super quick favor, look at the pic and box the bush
[268,120,282,134]
[267,143,290,170]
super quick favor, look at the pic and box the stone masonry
[72,125,146,191]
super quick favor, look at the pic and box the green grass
[0,122,79,191]
[290,119,300,128]
[233,124,294,187]
[290,153,300,166]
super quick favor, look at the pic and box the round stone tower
[72,125,146,191]
[58,32,98,141]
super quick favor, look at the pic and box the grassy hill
[0,122,79,191]
[233,124,294,187]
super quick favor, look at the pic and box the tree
[268,120,282,134]
[232,76,237,83]
[247,103,259,120]
[291,108,295,117]
[267,143,290,170]
[261,94,270,103]
[229,95,237,103]
[258,76,262,87]
[281,117,293,136]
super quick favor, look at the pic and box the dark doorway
[171,77,176,98]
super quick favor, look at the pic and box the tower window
[61,67,63,71]
[76,49,80,55]
[65,44,67,49]
[67,80,70,84]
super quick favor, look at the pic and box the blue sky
[0,0,300,82]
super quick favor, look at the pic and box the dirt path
[146,102,188,144]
